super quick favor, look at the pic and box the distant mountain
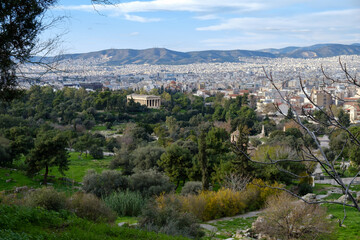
[42,43,360,65]
[262,43,360,58]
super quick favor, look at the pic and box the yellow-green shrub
[200,189,246,221]
[180,192,207,221]
[243,179,283,210]
[159,189,246,221]
[154,179,282,222]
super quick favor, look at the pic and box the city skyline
[43,0,360,54]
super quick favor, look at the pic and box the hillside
[43,43,360,65]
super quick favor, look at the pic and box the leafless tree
[233,58,360,224]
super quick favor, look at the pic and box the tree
[231,125,253,174]
[131,145,165,172]
[26,130,69,185]
[286,108,294,119]
[158,143,192,189]
[234,61,360,219]
[0,0,57,102]
[198,129,209,190]
[338,109,350,128]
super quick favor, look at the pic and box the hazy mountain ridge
[43,43,360,65]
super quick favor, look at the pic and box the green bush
[298,182,313,196]
[139,198,204,239]
[181,181,202,196]
[0,203,188,240]
[67,192,117,223]
[25,187,66,211]
[129,169,175,197]
[104,190,145,217]
[82,170,128,197]
[0,229,30,240]
[90,145,104,159]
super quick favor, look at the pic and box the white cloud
[196,9,360,31]
[124,14,160,22]
[55,0,265,14]
[129,32,140,36]
[193,14,220,20]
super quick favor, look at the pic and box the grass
[41,152,113,183]
[92,124,126,133]
[116,216,138,225]
[323,193,343,200]
[0,168,39,191]
[91,125,107,131]
[0,152,113,192]
[313,183,334,195]
[325,204,360,240]
[0,204,189,240]
[203,217,257,239]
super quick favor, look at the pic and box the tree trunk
[44,164,49,185]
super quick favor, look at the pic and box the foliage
[110,148,133,174]
[131,144,165,172]
[82,169,128,197]
[0,144,11,166]
[337,109,350,128]
[198,129,209,190]
[104,190,145,217]
[67,192,117,223]
[89,144,104,159]
[242,179,283,211]
[25,187,67,211]
[183,189,247,221]
[298,182,313,196]
[129,169,175,197]
[158,143,192,188]
[253,192,334,240]
[0,204,187,240]
[26,130,69,184]
[139,197,204,239]
[181,181,203,196]
[252,145,306,184]
[0,0,56,102]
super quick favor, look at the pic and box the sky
[44,0,360,54]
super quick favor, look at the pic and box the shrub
[253,192,334,240]
[139,196,204,239]
[104,190,145,217]
[82,170,128,197]
[89,145,104,159]
[242,179,283,211]
[158,189,246,222]
[181,181,202,196]
[298,182,313,196]
[0,191,24,206]
[129,169,175,197]
[67,192,116,223]
[221,173,251,192]
[25,187,66,211]
[203,189,246,221]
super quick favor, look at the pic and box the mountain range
[49,43,360,65]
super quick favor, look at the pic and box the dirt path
[206,210,261,224]
[200,210,261,232]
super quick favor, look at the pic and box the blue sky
[45,0,360,53]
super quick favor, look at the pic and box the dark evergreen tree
[26,130,69,185]
[0,0,57,102]
[198,129,209,190]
